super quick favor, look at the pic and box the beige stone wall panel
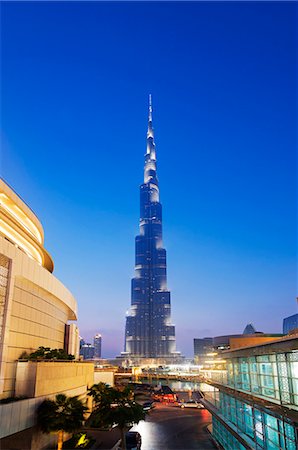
[16,361,94,398]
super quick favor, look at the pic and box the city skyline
[2,2,296,357]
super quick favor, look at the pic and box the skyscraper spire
[124,98,177,360]
[145,95,157,184]
[148,93,153,123]
[146,94,155,152]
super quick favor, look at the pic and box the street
[131,402,216,450]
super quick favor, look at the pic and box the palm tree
[87,382,116,409]
[37,393,88,450]
[87,384,145,450]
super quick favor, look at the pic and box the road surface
[130,402,216,450]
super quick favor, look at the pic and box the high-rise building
[94,333,102,358]
[80,343,95,360]
[194,338,213,364]
[124,97,177,358]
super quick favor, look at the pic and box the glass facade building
[283,314,298,335]
[202,337,298,449]
[94,333,102,359]
[124,97,177,358]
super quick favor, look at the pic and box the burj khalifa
[124,96,177,358]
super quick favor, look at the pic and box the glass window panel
[251,362,258,372]
[227,362,234,386]
[277,360,291,404]
[251,373,261,394]
[284,422,295,440]
[285,438,296,450]
[279,434,286,450]
[266,443,280,450]
[260,372,275,398]
[265,414,278,431]
[258,355,270,363]
[234,363,242,389]
[254,409,263,422]
[243,404,254,438]
[290,361,298,405]
[266,427,280,447]
[256,431,265,446]
[254,408,264,447]
[241,372,250,391]
[236,399,245,428]
[260,362,273,375]
[240,360,249,372]
[230,397,237,425]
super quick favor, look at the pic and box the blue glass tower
[124,96,177,358]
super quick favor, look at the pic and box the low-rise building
[201,335,298,450]
[195,326,284,368]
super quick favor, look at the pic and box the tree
[87,383,146,450]
[37,393,88,450]
[20,346,75,360]
[87,382,116,409]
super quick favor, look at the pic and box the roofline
[0,177,42,225]
[223,335,298,358]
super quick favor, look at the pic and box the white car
[180,400,204,409]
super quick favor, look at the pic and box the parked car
[125,431,142,450]
[179,400,204,409]
[142,401,154,411]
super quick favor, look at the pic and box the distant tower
[124,96,177,358]
[94,333,102,359]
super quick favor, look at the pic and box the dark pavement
[130,402,217,450]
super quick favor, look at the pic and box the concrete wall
[94,369,115,386]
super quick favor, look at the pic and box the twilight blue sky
[1,1,297,357]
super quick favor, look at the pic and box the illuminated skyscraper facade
[94,333,102,359]
[124,97,177,358]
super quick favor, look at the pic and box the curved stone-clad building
[0,178,78,399]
